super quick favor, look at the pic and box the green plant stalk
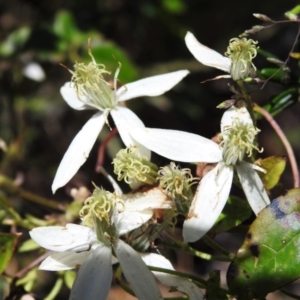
[202,235,235,260]
[0,175,65,211]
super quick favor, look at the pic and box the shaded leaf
[212,196,252,235]
[227,188,300,299]
[64,270,76,289]
[256,156,286,190]
[0,233,17,274]
[205,270,228,300]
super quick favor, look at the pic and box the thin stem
[202,236,235,260]
[0,175,65,211]
[254,104,299,188]
[236,80,256,125]
[161,241,232,262]
[14,251,50,278]
[280,289,300,300]
[149,266,207,288]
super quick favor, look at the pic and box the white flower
[130,106,270,243]
[30,187,173,300]
[185,32,258,81]
[52,54,189,193]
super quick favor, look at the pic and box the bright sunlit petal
[114,239,163,300]
[185,32,231,72]
[183,163,233,242]
[130,127,222,163]
[117,70,189,101]
[60,82,91,110]
[39,251,90,271]
[29,224,97,252]
[236,161,270,215]
[111,106,150,158]
[52,111,106,193]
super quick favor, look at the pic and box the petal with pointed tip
[70,245,112,300]
[117,70,189,101]
[52,112,106,193]
[141,253,203,300]
[111,106,150,158]
[183,163,233,242]
[114,239,163,300]
[60,82,91,110]
[40,251,90,271]
[130,128,222,163]
[29,224,97,252]
[236,161,270,215]
[220,106,252,133]
[185,32,231,73]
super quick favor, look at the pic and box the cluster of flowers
[30,32,270,299]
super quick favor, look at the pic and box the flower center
[70,48,118,110]
[225,38,258,81]
[113,146,158,185]
[80,185,121,244]
[219,119,262,166]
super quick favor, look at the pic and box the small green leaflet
[227,188,300,299]
[0,233,17,274]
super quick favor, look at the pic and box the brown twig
[254,103,299,187]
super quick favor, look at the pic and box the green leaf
[258,68,289,82]
[64,270,76,289]
[0,233,17,274]
[256,156,286,190]
[19,239,40,252]
[86,44,138,83]
[0,27,31,57]
[206,270,228,300]
[227,188,300,299]
[212,196,252,235]
[53,11,79,41]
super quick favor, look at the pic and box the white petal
[130,128,222,163]
[117,70,189,101]
[116,210,153,235]
[39,251,90,271]
[185,32,231,73]
[23,62,46,82]
[29,224,97,252]
[183,163,233,242]
[52,112,106,193]
[69,245,112,300]
[221,106,252,133]
[236,161,270,215]
[60,82,91,110]
[111,106,150,158]
[121,187,172,211]
[141,253,203,300]
[114,239,163,300]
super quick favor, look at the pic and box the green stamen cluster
[219,120,262,166]
[225,38,258,81]
[70,50,117,110]
[158,162,197,215]
[113,147,158,185]
[80,186,120,243]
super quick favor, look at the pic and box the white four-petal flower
[130,106,270,243]
[30,188,173,300]
[52,69,189,193]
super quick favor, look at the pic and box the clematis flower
[185,31,258,81]
[130,106,270,243]
[52,50,189,193]
[30,186,173,300]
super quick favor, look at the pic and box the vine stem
[254,103,299,188]
[0,175,65,211]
